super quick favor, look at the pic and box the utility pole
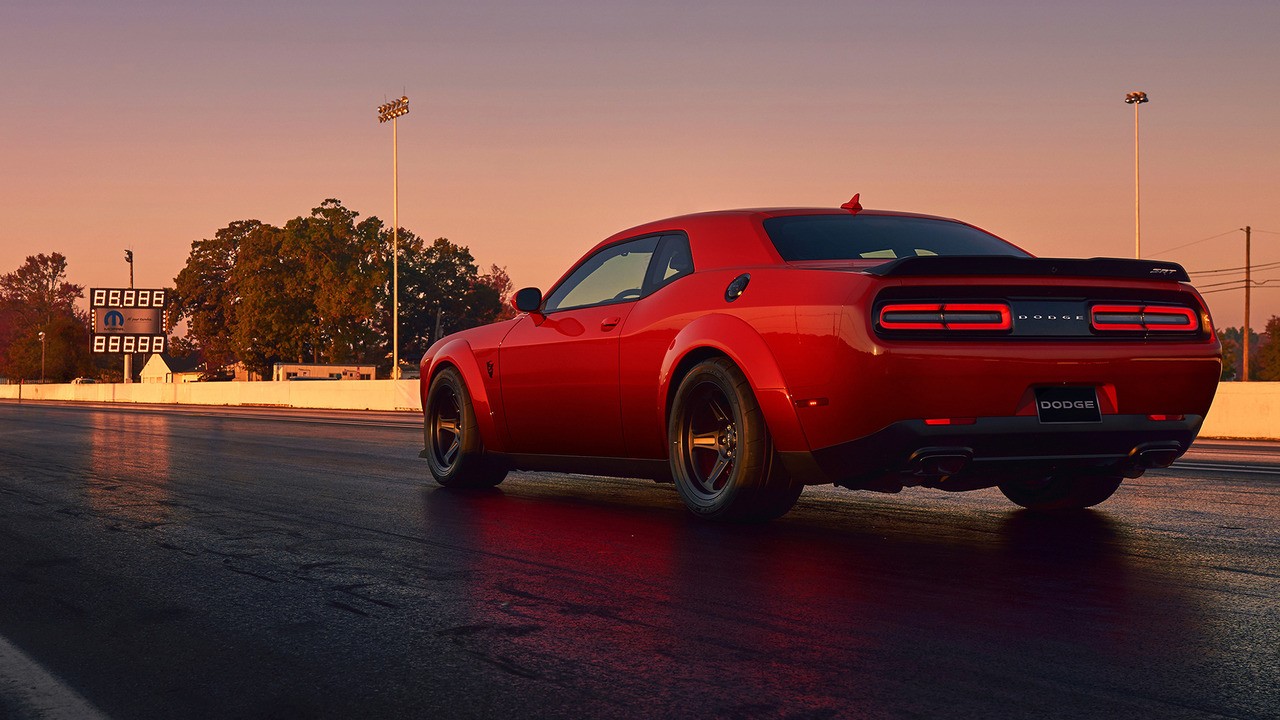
[124,249,134,384]
[1243,226,1251,382]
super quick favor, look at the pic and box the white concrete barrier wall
[0,380,423,413]
[1196,382,1280,441]
[2,380,1276,440]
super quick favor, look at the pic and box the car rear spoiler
[864,256,1190,282]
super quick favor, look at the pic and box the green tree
[477,264,517,322]
[231,222,313,377]
[173,200,507,379]
[395,238,509,364]
[172,219,260,373]
[1217,330,1239,381]
[0,253,92,381]
[283,200,387,365]
[1219,326,1263,380]
[1256,316,1280,381]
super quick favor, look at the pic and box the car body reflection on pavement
[420,480,1210,717]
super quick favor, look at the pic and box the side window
[644,233,694,293]
[544,235,660,312]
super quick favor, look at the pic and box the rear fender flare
[658,314,808,452]
[423,339,506,453]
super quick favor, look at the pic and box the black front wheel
[424,368,507,488]
[669,358,801,522]
[998,473,1122,511]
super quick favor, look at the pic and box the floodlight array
[377,96,410,122]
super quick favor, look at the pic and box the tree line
[0,253,101,381]
[1218,324,1280,381]
[0,199,513,382]
[170,199,514,379]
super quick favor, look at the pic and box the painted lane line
[0,634,110,720]
[1169,462,1280,476]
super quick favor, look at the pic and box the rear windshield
[763,214,1029,261]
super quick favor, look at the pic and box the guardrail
[2,380,1277,440]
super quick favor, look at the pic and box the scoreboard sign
[90,288,168,354]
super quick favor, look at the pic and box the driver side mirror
[513,287,543,313]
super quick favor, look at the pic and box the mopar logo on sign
[104,310,125,327]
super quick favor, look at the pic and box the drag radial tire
[998,473,1123,511]
[424,368,507,488]
[669,358,802,522]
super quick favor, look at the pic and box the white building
[140,353,204,383]
[272,363,376,381]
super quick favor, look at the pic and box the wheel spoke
[707,395,731,423]
[691,431,720,452]
[443,439,460,464]
[706,456,730,490]
[437,418,460,435]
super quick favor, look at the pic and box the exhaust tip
[1131,441,1182,469]
[908,447,974,477]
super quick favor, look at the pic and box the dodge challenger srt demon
[419,195,1221,521]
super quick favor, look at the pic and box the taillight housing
[878,302,1011,332]
[1090,304,1199,333]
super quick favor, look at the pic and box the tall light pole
[124,249,135,383]
[1125,91,1149,258]
[377,95,409,379]
[38,331,46,383]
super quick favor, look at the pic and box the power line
[1201,283,1280,295]
[1147,229,1239,257]
[1198,278,1251,289]
[1189,260,1280,275]
[1253,229,1280,235]
[1196,270,1278,289]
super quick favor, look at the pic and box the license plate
[1035,386,1102,423]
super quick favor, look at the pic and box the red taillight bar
[1091,305,1198,332]
[878,304,944,330]
[878,303,1011,332]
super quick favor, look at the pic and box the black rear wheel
[424,368,507,488]
[999,473,1122,511]
[669,358,801,522]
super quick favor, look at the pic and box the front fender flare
[657,314,808,452]
[422,338,507,454]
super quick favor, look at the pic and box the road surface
[0,402,1276,719]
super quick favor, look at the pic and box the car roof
[537,205,1015,295]
[577,207,989,275]
[609,207,963,237]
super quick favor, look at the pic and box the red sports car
[419,196,1221,520]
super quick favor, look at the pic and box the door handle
[600,317,621,331]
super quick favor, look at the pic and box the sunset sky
[3,0,1278,329]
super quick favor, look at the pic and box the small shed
[141,353,204,383]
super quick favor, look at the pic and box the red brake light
[1090,305,1198,333]
[878,303,1011,332]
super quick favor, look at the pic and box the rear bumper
[780,414,1203,489]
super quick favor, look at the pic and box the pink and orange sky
[3,1,1278,329]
